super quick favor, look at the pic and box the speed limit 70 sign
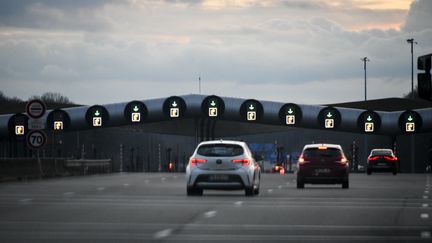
[26,130,47,149]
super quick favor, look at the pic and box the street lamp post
[361,57,370,101]
[407,38,418,99]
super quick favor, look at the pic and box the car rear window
[303,147,342,158]
[371,150,393,156]
[197,144,244,157]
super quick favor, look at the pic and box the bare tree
[28,92,72,104]
[0,91,5,101]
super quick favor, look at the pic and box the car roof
[198,140,247,146]
[371,148,393,151]
[303,143,342,150]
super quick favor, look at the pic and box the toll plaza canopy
[0,94,431,138]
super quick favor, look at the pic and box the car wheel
[296,179,304,189]
[366,169,372,175]
[342,180,349,189]
[245,187,254,196]
[392,170,397,175]
[253,185,260,195]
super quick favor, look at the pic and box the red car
[297,144,349,189]
[367,149,398,175]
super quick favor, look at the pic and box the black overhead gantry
[1,94,432,141]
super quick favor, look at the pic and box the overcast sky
[0,0,431,105]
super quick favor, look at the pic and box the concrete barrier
[0,158,66,180]
[0,158,112,180]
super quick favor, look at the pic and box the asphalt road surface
[0,172,431,242]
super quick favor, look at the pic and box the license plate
[315,168,331,174]
[209,175,229,181]
[377,163,387,166]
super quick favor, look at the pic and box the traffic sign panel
[163,96,186,119]
[54,121,63,130]
[240,99,263,122]
[209,107,218,117]
[124,101,147,124]
[318,107,341,129]
[357,111,381,134]
[201,95,225,118]
[26,130,47,149]
[28,119,46,130]
[26,99,46,119]
[15,125,25,135]
[279,103,302,126]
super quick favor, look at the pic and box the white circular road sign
[26,99,46,119]
[26,130,47,149]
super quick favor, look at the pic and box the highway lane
[0,172,430,242]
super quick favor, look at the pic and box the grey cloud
[403,0,432,32]
[0,0,122,30]
[1,0,431,105]
[163,0,203,4]
[281,0,330,10]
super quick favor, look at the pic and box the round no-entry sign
[26,130,47,149]
[26,99,46,119]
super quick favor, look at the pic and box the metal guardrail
[65,159,112,176]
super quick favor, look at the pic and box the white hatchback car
[186,140,261,196]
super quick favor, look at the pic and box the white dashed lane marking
[267,189,273,193]
[421,231,431,239]
[420,213,429,219]
[97,187,105,191]
[234,201,243,207]
[123,183,130,187]
[204,210,217,218]
[63,192,75,196]
[422,203,429,208]
[18,198,32,204]
[153,228,172,239]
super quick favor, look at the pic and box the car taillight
[232,159,250,166]
[298,156,309,165]
[368,156,380,161]
[189,158,207,166]
[384,156,397,161]
[338,157,348,165]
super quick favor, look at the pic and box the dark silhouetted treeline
[0,91,81,115]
